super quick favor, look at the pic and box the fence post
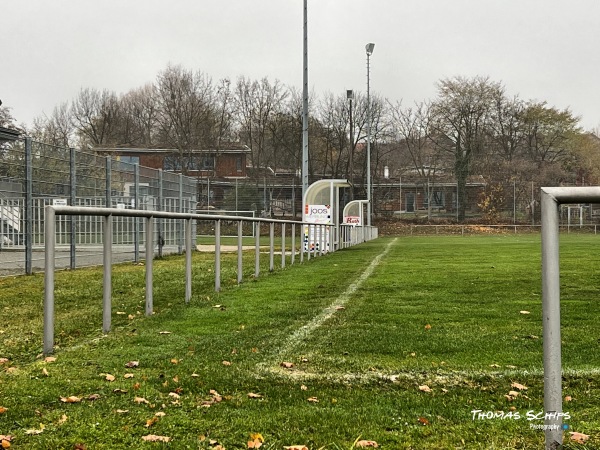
[103,214,112,333]
[43,206,55,354]
[25,136,33,275]
[158,169,163,258]
[134,164,140,263]
[70,147,76,269]
[105,156,112,209]
[178,174,184,254]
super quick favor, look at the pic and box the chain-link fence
[0,137,196,276]
[372,178,600,226]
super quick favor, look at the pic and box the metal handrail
[43,205,375,355]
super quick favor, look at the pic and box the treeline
[3,65,600,220]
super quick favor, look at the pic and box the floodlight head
[365,43,375,56]
[346,89,354,100]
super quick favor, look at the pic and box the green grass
[1,235,599,449]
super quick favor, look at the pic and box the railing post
[237,220,243,284]
[103,214,113,333]
[291,223,296,265]
[269,222,274,272]
[281,223,286,268]
[255,221,260,278]
[307,225,311,260]
[43,206,56,355]
[300,224,305,263]
[215,219,221,291]
[145,216,154,316]
[185,218,192,303]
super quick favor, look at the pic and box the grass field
[1,234,599,449]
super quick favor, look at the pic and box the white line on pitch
[258,238,397,373]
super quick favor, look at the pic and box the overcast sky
[3,0,600,130]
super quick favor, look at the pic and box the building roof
[94,145,250,154]
[0,127,21,143]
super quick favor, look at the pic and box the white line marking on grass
[258,238,397,374]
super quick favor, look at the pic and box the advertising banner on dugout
[304,204,331,252]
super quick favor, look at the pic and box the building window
[117,155,140,171]
[236,156,242,172]
[164,155,214,172]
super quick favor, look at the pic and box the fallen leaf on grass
[356,440,379,448]
[42,368,49,377]
[222,360,232,366]
[116,409,129,414]
[519,310,530,315]
[25,424,45,435]
[418,385,432,393]
[113,389,128,394]
[168,392,181,399]
[283,446,308,450]
[44,357,56,363]
[134,397,150,405]
[569,431,590,444]
[508,390,520,397]
[125,361,139,368]
[60,396,81,403]
[142,435,171,442]
[87,394,101,401]
[159,331,172,335]
[124,373,134,379]
[145,416,158,428]
[116,311,126,315]
[0,407,6,414]
[511,382,528,391]
[247,393,262,399]
[170,358,179,364]
[565,395,573,402]
[248,432,264,448]
[418,417,430,425]
[0,358,8,364]
[104,374,115,382]
[280,362,294,368]
[73,444,86,450]
[57,414,68,425]
[424,324,432,330]
[300,385,308,391]
[307,397,319,403]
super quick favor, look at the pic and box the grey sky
[3,0,600,130]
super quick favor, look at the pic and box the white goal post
[541,186,600,449]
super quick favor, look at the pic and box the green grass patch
[1,235,598,448]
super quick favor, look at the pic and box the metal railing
[43,205,378,354]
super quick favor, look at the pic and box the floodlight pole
[301,0,309,200]
[366,43,375,226]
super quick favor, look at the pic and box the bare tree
[430,76,503,221]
